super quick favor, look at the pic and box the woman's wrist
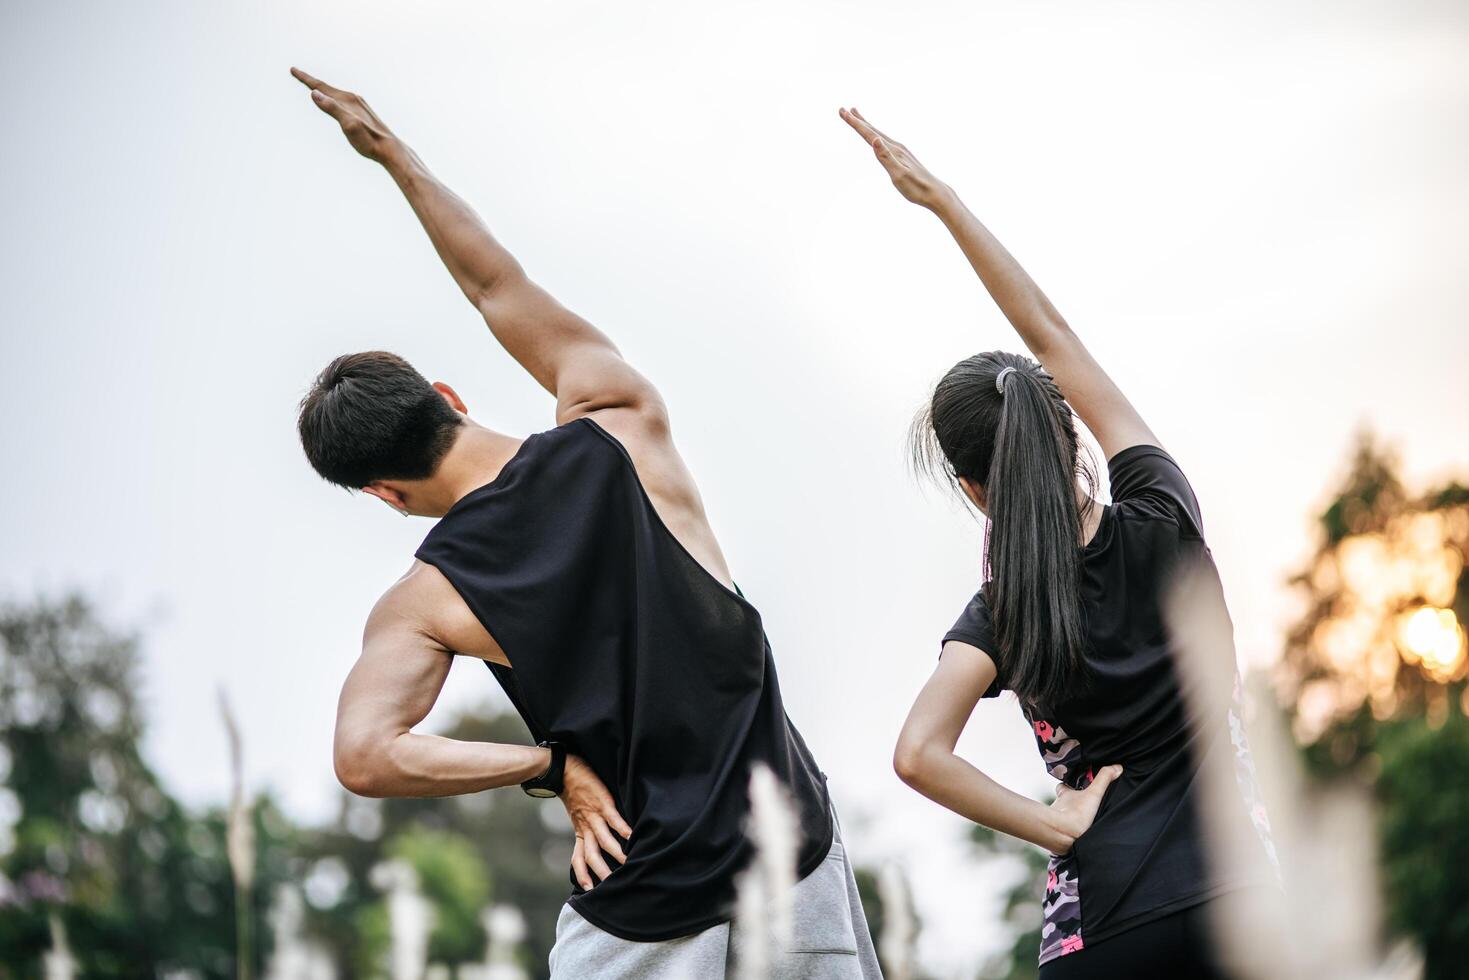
[1035,800,1079,855]
[924,182,961,216]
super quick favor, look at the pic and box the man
[290,69,881,979]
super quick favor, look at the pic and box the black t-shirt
[944,445,1277,967]
[416,418,832,942]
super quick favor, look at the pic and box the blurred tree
[0,595,293,977]
[1278,432,1469,979]
[969,823,1045,980]
[0,600,913,979]
[385,827,490,965]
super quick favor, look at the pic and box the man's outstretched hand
[292,67,399,163]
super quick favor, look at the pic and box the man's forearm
[379,140,525,308]
[929,189,1073,358]
[341,732,549,799]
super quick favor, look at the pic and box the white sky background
[3,0,1467,973]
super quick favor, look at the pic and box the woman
[839,108,1276,977]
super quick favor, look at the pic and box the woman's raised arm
[838,107,1158,459]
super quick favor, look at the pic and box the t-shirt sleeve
[942,590,1004,699]
[1106,444,1205,539]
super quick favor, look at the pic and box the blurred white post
[1166,567,1415,980]
[219,689,256,980]
[735,764,799,980]
[460,905,528,980]
[263,885,337,980]
[43,912,76,980]
[370,860,433,980]
[877,863,915,980]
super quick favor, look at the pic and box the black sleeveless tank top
[415,417,832,941]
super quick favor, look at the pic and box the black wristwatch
[521,741,566,798]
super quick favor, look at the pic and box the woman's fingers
[571,836,594,890]
[839,107,880,145]
[1087,765,1125,796]
[851,108,899,145]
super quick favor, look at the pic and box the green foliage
[0,595,249,977]
[1283,432,1469,975]
[1375,711,1469,980]
[386,827,491,964]
[1318,433,1406,545]
[968,823,1045,980]
[851,866,885,958]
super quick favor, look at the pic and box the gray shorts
[548,821,883,980]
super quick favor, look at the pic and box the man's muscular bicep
[553,344,667,427]
[473,274,664,422]
[333,595,451,787]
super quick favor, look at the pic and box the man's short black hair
[298,351,465,489]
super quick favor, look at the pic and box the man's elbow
[334,735,391,798]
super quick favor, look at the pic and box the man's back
[415,418,833,940]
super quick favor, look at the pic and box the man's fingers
[291,67,348,100]
[582,833,614,882]
[310,90,348,123]
[604,806,633,840]
[590,817,627,865]
[571,837,594,890]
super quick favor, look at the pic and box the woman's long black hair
[912,351,1098,707]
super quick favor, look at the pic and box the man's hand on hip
[561,754,633,889]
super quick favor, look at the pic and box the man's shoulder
[372,560,508,665]
[366,562,442,634]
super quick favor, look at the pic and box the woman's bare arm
[894,641,1121,854]
[839,107,1159,459]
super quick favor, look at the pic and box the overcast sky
[3,0,1467,972]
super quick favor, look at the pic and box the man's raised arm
[292,68,658,424]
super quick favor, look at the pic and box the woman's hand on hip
[1046,764,1124,856]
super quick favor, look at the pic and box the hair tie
[995,366,1018,394]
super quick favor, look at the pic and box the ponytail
[911,352,1095,707]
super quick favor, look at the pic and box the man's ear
[958,476,988,515]
[433,381,468,415]
[363,483,409,515]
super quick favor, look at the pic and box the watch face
[524,786,558,799]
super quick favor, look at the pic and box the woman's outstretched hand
[292,67,400,164]
[838,107,950,210]
[1046,764,1124,856]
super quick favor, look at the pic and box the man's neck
[425,424,525,516]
